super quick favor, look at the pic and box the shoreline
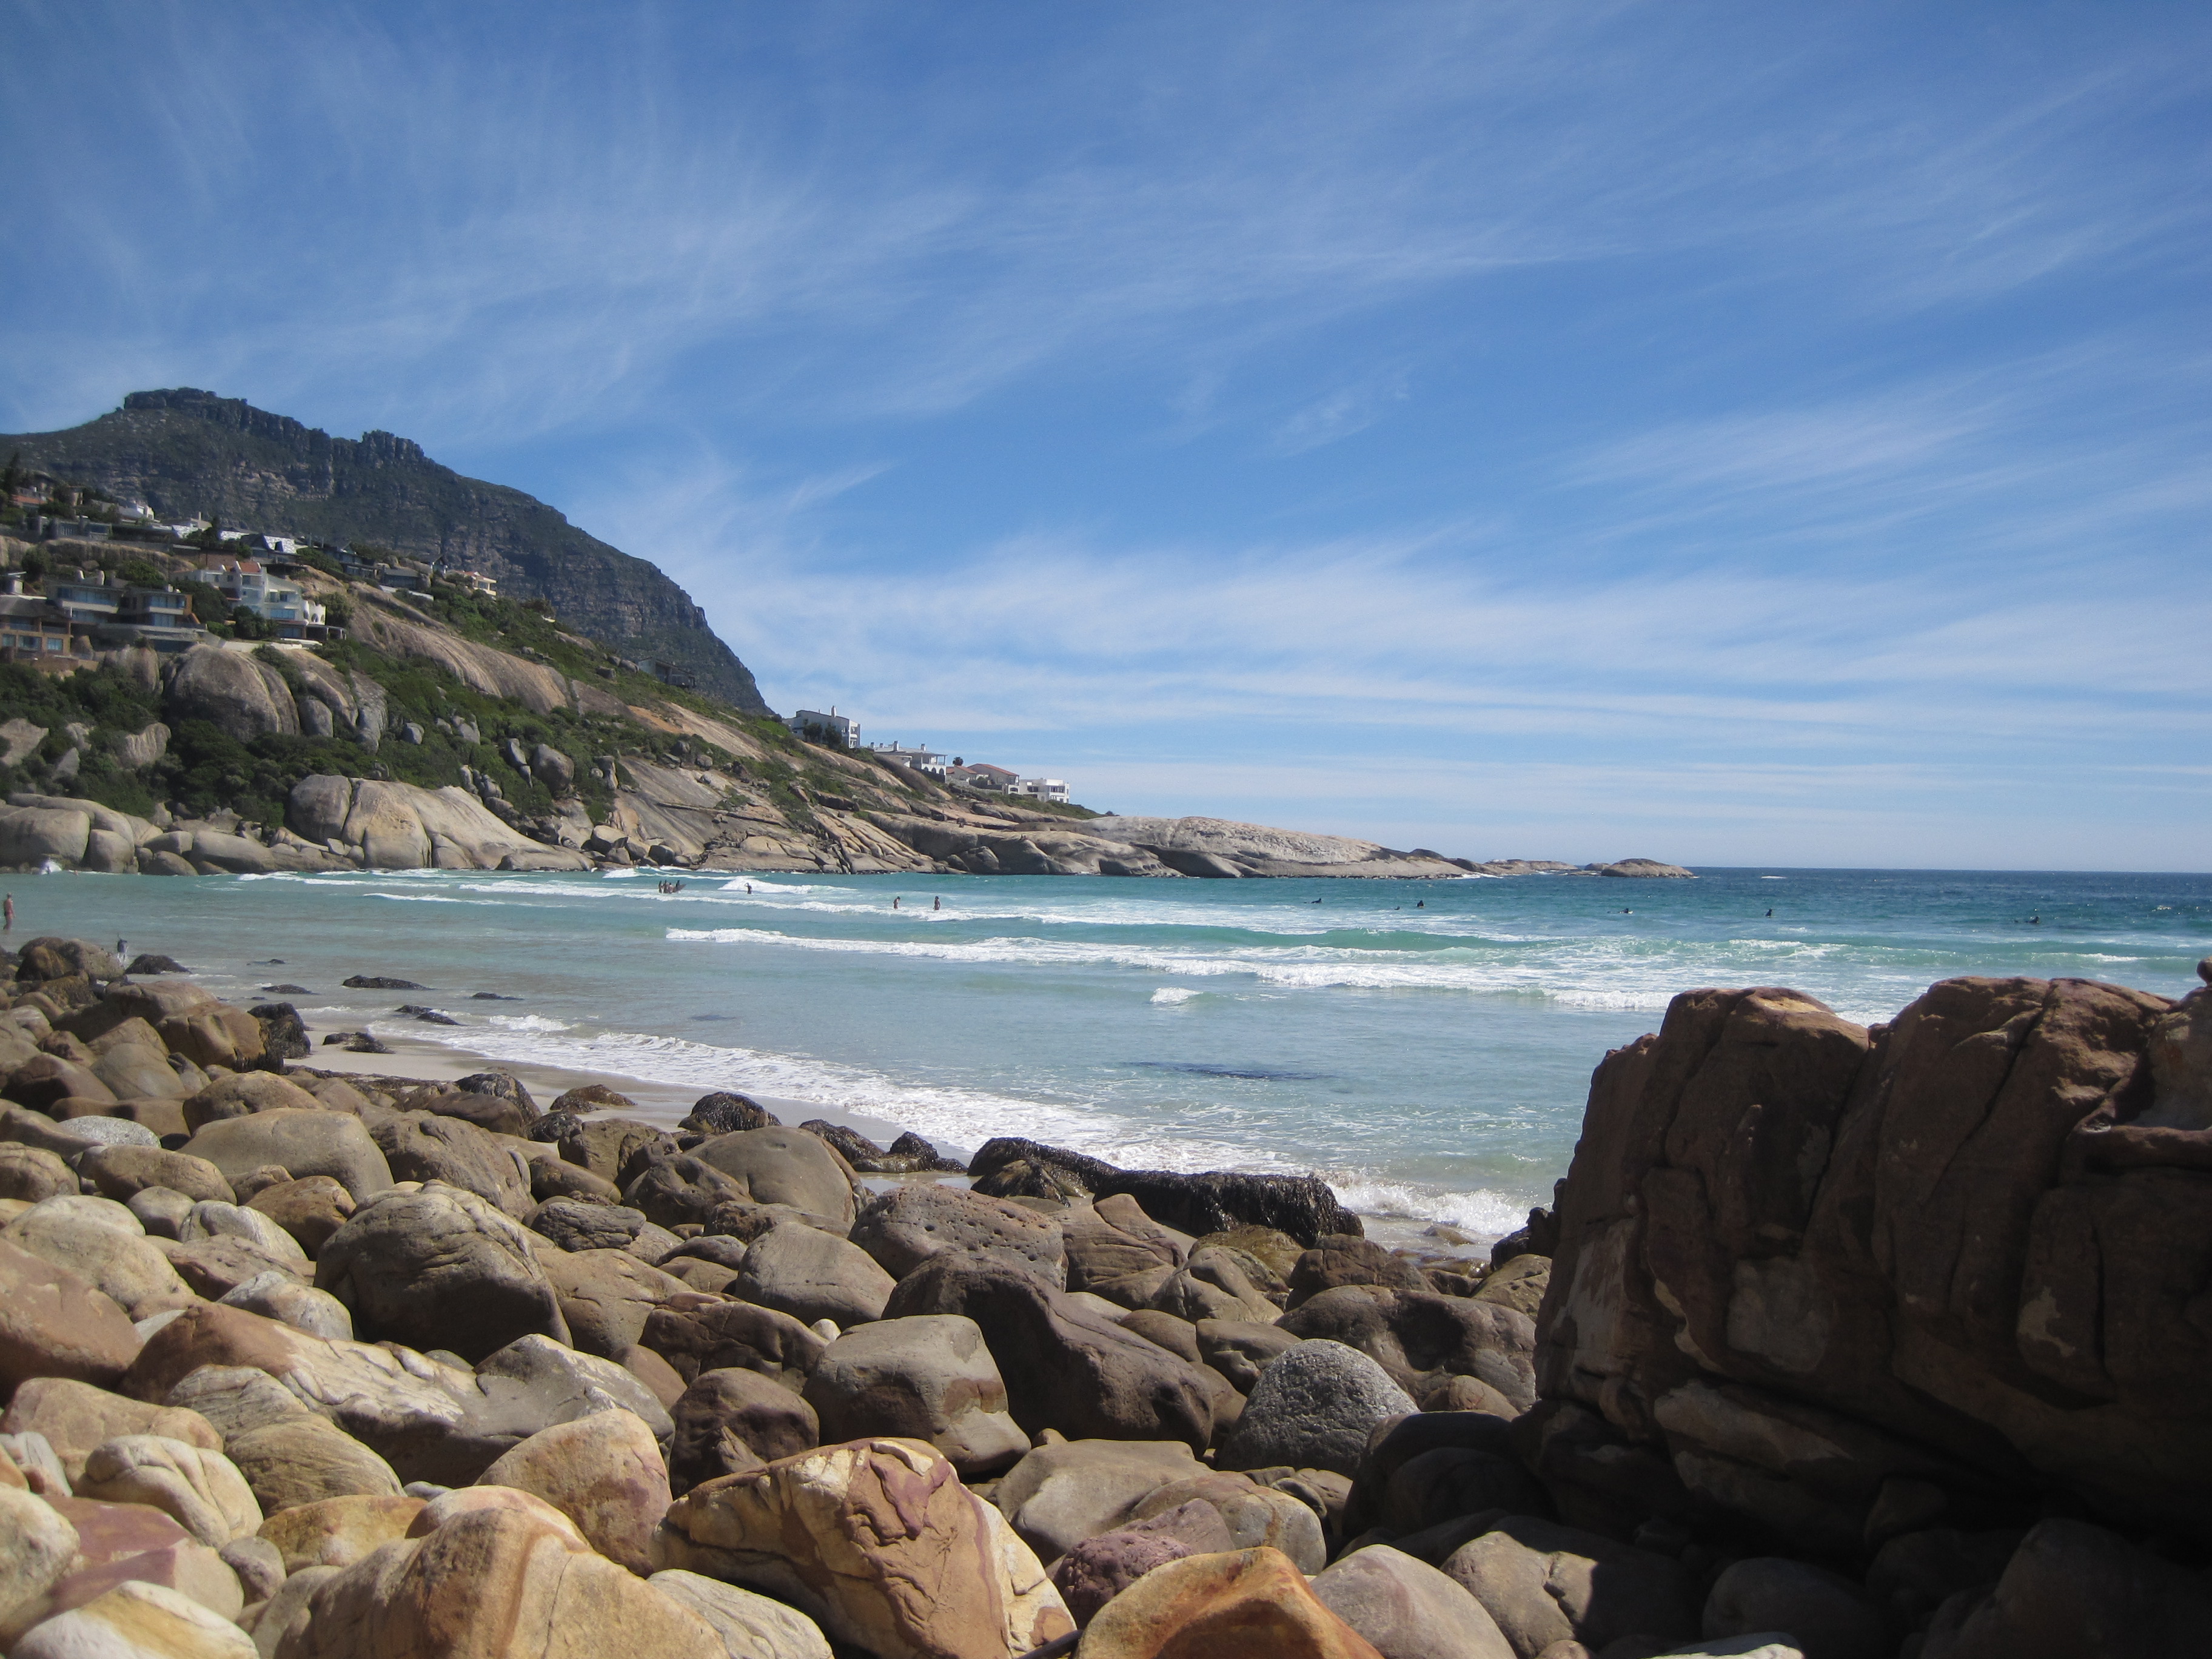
[299,1011,1492,1260]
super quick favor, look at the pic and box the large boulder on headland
[967,1137,1361,1244]
[167,643,300,739]
[1533,974,2212,1551]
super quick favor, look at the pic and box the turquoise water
[14,866,2210,1242]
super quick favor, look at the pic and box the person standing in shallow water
[3,893,12,931]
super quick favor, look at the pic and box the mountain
[0,389,768,712]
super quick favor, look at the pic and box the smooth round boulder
[180,1200,310,1271]
[184,1110,393,1202]
[78,1433,263,1545]
[1078,1545,1383,1659]
[995,1438,1204,1563]
[1219,1340,1418,1478]
[648,1569,831,1659]
[224,1414,404,1515]
[80,1145,236,1205]
[4,1195,196,1319]
[476,1410,671,1574]
[246,1176,356,1255]
[313,1183,567,1362]
[180,1071,325,1133]
[218,1270,355,1341]
[0,1144,76,1203]
[529,1198,647,1253]
[0,1241,143,1392]
[0,1484,81,1631]
[732,1222,896,1327]
[802,1314,1030,1477]
[883,1255,1216,1451]
[689,1127,858,1228]
[1310,1544,1516,1659]
[11,1578,255,1659]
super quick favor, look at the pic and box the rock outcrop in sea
[8,930,2191,1656]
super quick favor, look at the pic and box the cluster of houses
[1,498,501,668]
[785,709,1070,804]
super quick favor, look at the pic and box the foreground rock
[1533,974,2212,1549]
[271,1506,720,1659]
[1074,1545,1384,1658]
[656,1437,1074,1658]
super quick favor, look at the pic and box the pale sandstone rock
[648,1569,833,1659]
[477,1411,671,1575]
[78,1434,263,1546]
[14,1578,257,1659]
[271,1508,720,1659]
[256,1495,426,1574]
[0,1484,80,1634]
[655,1437,1073,1658]
[2,1381,223,1486]
[0,1255,144,1395]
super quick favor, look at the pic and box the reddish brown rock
[1077,1545,1384,1658]
[1534,975,2212,1546]
[0,1242,143,1392]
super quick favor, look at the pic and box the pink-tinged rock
[2,1496,244,1641]
[657,1436,1073,1658]
[0,1241,143,1393]
[1,1379,221,1486]
[269,1508,723,1659]
[76,1434,262,1546]
[477,1411,670,1574]
[13,1578,255,1659]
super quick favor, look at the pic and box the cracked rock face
[1533,973,2212,1548]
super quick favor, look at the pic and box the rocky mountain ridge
[0,389,766,711]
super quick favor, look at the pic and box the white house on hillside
[788,708,859,746]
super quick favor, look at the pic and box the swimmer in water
[893,896,900,909]
[934,897,940,911]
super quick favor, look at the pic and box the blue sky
[4,3,2207,868]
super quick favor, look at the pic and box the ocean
[18,865,2210,1248]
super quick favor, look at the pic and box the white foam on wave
[1151,987,1201,1005]
[484,1014,572,1033]
[662,922,1823,1007]
[1330,1179,1530,1239]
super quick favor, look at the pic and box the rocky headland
[8,934,2184,1657]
